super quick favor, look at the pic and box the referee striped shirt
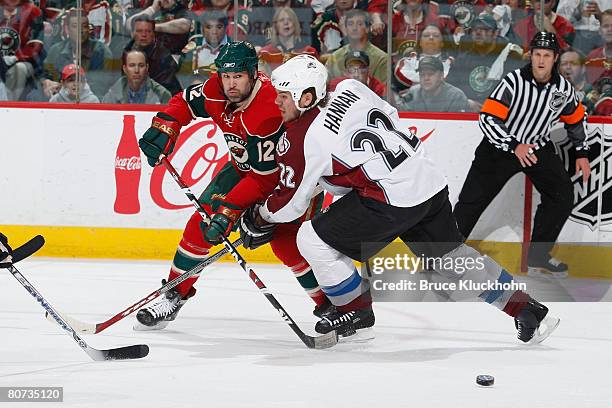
[479,64,589,158]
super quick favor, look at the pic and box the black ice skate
[315,308,375,341]
[515,298,560,344]
[527,257,568,279]
[313,298,336,319]
[134,282,196,331]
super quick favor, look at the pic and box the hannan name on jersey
[323,89,361,135]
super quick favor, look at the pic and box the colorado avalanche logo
[276,132,290,156]
[0,27,19,56]
[554,127,612,230]
[224,133,250,171]
[549,91,567,112]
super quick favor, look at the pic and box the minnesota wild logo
[225,133,250,171]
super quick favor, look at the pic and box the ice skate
[134,282,196,331]
[313,298,336,319]
[527,257,568,279]
[315,308,375,342]
[515,298,560,344]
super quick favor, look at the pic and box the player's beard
[224,78,256,104]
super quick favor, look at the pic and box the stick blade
[304,331,338,349]
[45,311,97,334]
[87,344,149,361]
[13,235,45,263]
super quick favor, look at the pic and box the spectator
[391,0,440,55]
[329,50,386,97]
[324,9,387,83]
[398,55,470,112]
[0,0,44,100]
[182,11,228,84]
[559,47,598,112]
[109,0,135,57]
[593,71,612,115]
[258,7,318,75]
[103,49,171,104]
[585,9,612,84]
[394,24,454,90]
[311,0,366,56]
[514,0,575,50]
[43,10,112,99]
[64,0,113,45]
[126,0,192,55]
[189,0,250,41]
[125,15,181,94]
[37,0,64,50]
[556,0,607,54]
[446,14,523,111]
[49,63,100,103]
[249,0,313,47]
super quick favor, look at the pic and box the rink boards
[0,104,611,277]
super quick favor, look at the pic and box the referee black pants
[453,139,574,263]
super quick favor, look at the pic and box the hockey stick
[161,156,338,349]
[5,236,148,361]
[45,238,243,334]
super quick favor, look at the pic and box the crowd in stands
[0,0,610,115]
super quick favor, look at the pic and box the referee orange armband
[481,99,509,121]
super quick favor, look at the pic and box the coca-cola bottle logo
[115,156,142,170]
[150,119,229,210]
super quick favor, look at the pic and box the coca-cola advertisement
[106,112,230,219]
[114,115,142,214]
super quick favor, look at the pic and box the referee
[453,32,591,279]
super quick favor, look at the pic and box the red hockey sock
[502,290,531,317]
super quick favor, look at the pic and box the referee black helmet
[530,32,561,54]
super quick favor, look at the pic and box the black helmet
[529,32,560,54]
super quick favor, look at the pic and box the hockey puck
[476,375,494,387]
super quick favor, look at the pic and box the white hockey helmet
[271,54,328,112]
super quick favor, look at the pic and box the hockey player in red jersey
[136,41,330,330]
[239,55,560,344]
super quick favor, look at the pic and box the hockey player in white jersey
[239,55,560,343]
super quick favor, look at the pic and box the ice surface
[2,258,611,408]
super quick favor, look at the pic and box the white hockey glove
[3,55,17,67]
[0,233,13,268]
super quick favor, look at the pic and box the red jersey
[329,76,386,98]
[0,1,43,64]
[163,72,284,208]
[514,14,575,51]
[585,47,611,85]
[258,44,319,74]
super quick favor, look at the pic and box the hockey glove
[202,206,243,245]
[139,113,181,166]
[239,205,276,250]
[0,233,13,268]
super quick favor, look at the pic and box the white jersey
[260,79,448,223]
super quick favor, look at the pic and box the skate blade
[528,315,560,345]
[338,327,375,343]
[133,320,170,331]
[527,267,568,279]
